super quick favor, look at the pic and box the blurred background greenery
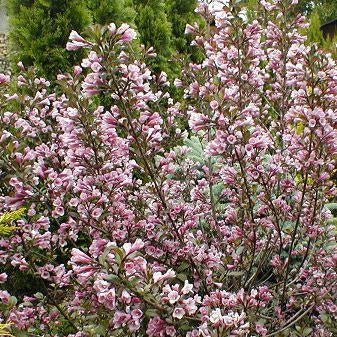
[1,0,337,81]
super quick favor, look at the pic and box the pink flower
[308,119,316,128]
[174,78,183,87]
[153,269,176,284]
[0,73,10,85]
[117,24,137,43]
[165,326,176,336]
[210,100,219,110]
[93,279,109,292]
[185,23,198,35]
[92,207,103,219]
[0,290,10,303]
[128,319,141,332]
[70,248,92,264]
[209,308,222,324]
[74,66,82,76]
[66,42,85,51]
[173,307,185,319]
[108,23,117,34]
[131,309,143,320]
[97,288,116,309]
[1,2,337,335]
[0,272,7,283]
[227,135,236,144]
[91,62,102,73]
[69,30,87,43]
[146,317,166,337]
[182,280,193,294]
[89,239,108,258]
[121,290,132,304]
[168,290,180,304]
[256,323,268,336]
[113,311,131,328]
[122,238,144,255]
[66,30,92,50]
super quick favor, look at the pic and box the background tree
[297,0,337,23]
[299,0,337,56]
[87,0,136,26]
[6,0,90,80]
[88,0,202,77]
[166,0,203,63]
[132,0,175,75]
[5,0,202,79]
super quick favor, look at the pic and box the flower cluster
[0,0,336,336]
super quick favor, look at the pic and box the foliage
[308,11,337,58]
[0,323,12,336]
[0,208,25,335]
[132,0,175,75]
[297,0,337,23]
[307,11,325,45]
[165,0,204,64]
[0,208,25,236]
[0,1,336,336]
[6,0,200,80]
[89,0,202,77]
[131,0,203,76]
[296,0,337,56]
[87,0,136,26]
[6,0,90,80]
[306,9,337,58]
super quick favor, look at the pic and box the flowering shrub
[0,0,337,336]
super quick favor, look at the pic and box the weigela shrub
[0,1,336,336]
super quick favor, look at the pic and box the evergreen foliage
[6,0,202,78]
[305,4,337,57]
[6,0,90,80]
[132,0,174,75]
[166,0,204,64]
[297,0,337,23]
[88,0,201,76]
[87,0,135,26]
[166,0,197,53]
[307,11,326,45]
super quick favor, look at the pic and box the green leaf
[8,296,17,307]
[105,274,120,283]
[177,273,187,282]
[113,247,125,265]
[0,208,26,224]
[34,292,44,300]
[11,329,27,337]
[180,323,192,331]
[282,221,295,234]
[184,136,205,163]
[145,308,158,318]
[319,313,330,323]
[327,218,337,225]
[37,0,52,8]
[303,328,313,336]
[236,246,245,255]
[177,261,190,272]
[228,271,244,277]
[325,203,337,211]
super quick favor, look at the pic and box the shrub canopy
[0,1,336,336]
